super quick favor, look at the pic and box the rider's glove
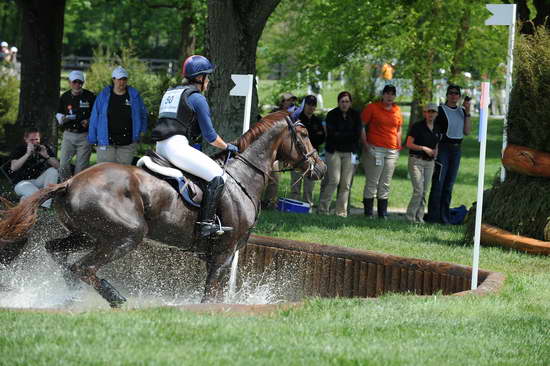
[226,143,239,153]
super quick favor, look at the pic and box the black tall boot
[363,198,374,217]
[377,199,388,220]
[198,176,233,237]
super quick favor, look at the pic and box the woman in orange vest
[360,84,403,219]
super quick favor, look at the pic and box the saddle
[136,151,204,208]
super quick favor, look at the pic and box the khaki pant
[96,143,138,165]
[318,151,354,217]
[290,170,315,206]
[362,144,399,200]
[406,155,434,223]
[262,161,280,209]
[14,167,59,208]
[59,131,92,181]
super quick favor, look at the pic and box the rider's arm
[189,93,230,150]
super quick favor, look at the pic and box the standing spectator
[55,70,96,180]
[425,85,472,224]
[0,41,9,62]
[318,91,362,217]
[289,95,325,206]
[8,46,17,64]
[361,84,403,219]
[6,128,59,208]
[262,92,297,209]
[405,103,440,223]
[88,66,148,165]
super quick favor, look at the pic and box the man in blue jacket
[88,66,148,164]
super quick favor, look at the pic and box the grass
[1,116,549,365]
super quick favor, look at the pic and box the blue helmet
[182,55,214,79]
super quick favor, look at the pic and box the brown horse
[0,112,326,307]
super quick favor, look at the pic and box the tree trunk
[178,1,195,61]
[449,7,470,82]
[14,0,65,149]
[206,0,281,144]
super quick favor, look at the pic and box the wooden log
[352,260,361,297]
[343,259,353,297]
[367,263,377,297]
[502,143,550,178]
[335,258,346,297]
[359,262,368,297]
[400,268,408,292]
[481,223,550,256]
[312,254,322,296]
[328,257,338,297]
[391,266,401,292]
[414,270,424,294]
[320,256,331,297]
[375,264,384,296]
[384,265,392,292]
[432,273,440,294]
[423,272,432,295]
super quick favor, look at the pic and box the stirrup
[198,216,233,237]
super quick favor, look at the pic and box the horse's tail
[0,182,68,243]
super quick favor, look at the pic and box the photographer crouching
[6,127,59,208]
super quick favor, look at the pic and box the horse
[0,111,326,307]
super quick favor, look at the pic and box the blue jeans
[426,142,461,224]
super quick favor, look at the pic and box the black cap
[446,84,461,95]
[382,84,397,95]
[304,95,317,106]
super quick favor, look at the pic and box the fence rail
[61,55,179,74]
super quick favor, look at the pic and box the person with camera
[7,128,59,208]
[56,70,96,181]
[425,84,472,224]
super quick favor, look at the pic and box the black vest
[152,85,202,143]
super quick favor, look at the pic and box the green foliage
[86,47,176,119]
[0,70,19,137]
[508,26,550,151]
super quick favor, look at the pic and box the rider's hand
[225,143,239,153]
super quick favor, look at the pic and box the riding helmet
[182,55,215,79]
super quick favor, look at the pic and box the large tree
[11,0,65,148]
[206,0,281,142]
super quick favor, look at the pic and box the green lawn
[2,116,550,365]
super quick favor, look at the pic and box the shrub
[0,70,19,138]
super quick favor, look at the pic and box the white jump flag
[228,73,254,298]
[485,4,516,182]
[230,74,254,133]
[472,82,490,290]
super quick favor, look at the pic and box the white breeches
[156,135,224,182]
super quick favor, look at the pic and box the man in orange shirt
[360,84,403,219]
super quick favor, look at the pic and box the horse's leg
[45,233,94,291]
[202,251,235,303]
[68,235,142,308]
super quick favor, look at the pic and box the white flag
[485,4,515,26]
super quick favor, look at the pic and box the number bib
[159,88,185,116]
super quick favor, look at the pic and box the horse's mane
[212,110,289,161]
[235,110,289,151]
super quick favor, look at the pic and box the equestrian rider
[152,55,239,237]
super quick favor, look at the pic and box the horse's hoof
[98,279,127,308]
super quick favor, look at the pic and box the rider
[152,55,239,237]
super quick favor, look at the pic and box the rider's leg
[156,135,233,236]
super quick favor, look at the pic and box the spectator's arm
[88,95,100,144]
[463,114,472,136]
[396,124,402,149]
[10,150,31,172]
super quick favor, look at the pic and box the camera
[463,96,471,102]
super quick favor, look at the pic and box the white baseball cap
[68,70,85,82]
[1,41,8,48]
[10,46,17,53]
[112,66,129,79]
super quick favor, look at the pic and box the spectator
[425,84,472,224]
[8,46,17,64]
[405,103,440,223]
[289,95,325,207]
[360,84,403,219]
[88,66,148,165]
[6,128,59,208]
[55,70,96,180]
[262,92,297,209]
[318,91,362,217]
[0,41,9,62]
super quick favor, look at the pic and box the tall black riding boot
[363,198,374,217]
[377,199,388,220]
[198,176,233,237]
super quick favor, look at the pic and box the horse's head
[277,117,326,180]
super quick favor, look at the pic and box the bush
[0,71,19,139]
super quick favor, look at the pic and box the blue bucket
[277,198,311,214]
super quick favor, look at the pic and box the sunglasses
[71,80,84,85]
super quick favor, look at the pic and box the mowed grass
[1,116,550,365]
